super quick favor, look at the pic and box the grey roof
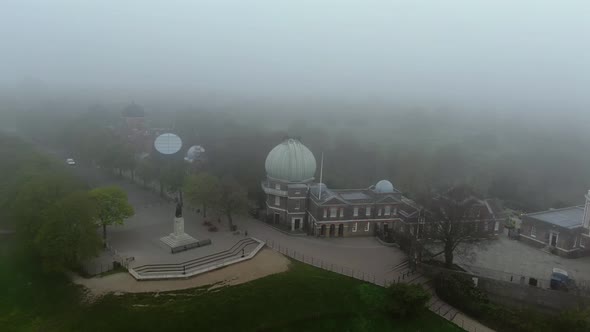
[526,206,584,229]
[340,192,371,201]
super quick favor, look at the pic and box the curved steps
[129,238,264,280]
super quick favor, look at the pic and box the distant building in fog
[121,103,151,154]
[520,191,590,257]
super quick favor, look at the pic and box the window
[274,196,280,206]
[393,207,398,215]
[581,236,586,248]
[323,208,327,218]
[353,207,359,217]
[339,208,344,217]
[531,225,536,237]
[384,206,391,216]
[366,207,372,216]
[295,191,300,195]
[295,200,301,210]
[494,221,499,231]
[474,223,479,232]
[378,209,382,216]
[275,183,281,190]
[483,222,489,232]
[352,222,358,232]
[365,222,370,232]
[330,207,337,218]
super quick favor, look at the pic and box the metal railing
[264,239,420,287]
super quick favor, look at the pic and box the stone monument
[160,198,200,252]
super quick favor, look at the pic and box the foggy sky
[1,0,589,112]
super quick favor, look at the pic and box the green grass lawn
[1,238,462,332]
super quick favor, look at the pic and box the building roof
[340,192,371,201]
[525,206,584,229]
[265,138,317,183]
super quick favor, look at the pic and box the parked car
[550,268,576,291]
[66,158,76,166]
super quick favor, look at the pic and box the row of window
[322,206,398,218]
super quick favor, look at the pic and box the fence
[266,240,490,332]
[264,238,418,288]
[461,263,590,296]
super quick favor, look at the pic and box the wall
[420,263,590,312]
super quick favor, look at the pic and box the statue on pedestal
[175,199,183,218]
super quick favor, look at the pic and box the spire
[583,190,590,229]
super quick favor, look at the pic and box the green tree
[184,172,220,218]
[160,158,187,198]
[213,176,249,230]
[384,283,431,318]
[11,171,83,244]
[90,186,134,244]
[35,192,102,272]
[136,157,157,188]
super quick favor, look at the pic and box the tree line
[14,105,590,213]
[0,134,133,273]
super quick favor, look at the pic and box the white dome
[374,180,395,193]
[265,138,317,182]
[185,145,205,162]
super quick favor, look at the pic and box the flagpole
[319,153,324,200]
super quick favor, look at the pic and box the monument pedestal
[160,217,200,253]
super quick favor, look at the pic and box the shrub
[434,273,488,318]
[202,221,212,226]
[552,309,590,332]
[434,272,553,332]
[384,283,431,318]
[208,226,218,232]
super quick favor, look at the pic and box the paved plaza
[453,234,590,283]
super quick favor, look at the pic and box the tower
[262,138,317,231]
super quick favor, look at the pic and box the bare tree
[425,186,480,268]
[213,176,249,231]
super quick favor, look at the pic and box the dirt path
[72,249,289,298]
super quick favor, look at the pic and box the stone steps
[133,238,258,276]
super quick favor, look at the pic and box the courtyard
[453,233,590,287]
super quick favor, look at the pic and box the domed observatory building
[307,179,422,237]
[262,138,317,231]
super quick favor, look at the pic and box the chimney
[584,190,590,229]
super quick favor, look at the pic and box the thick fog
[1,0,589,114]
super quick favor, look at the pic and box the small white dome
[185,145,205,162]
[374,180,395,193]
[265,138,317,182]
